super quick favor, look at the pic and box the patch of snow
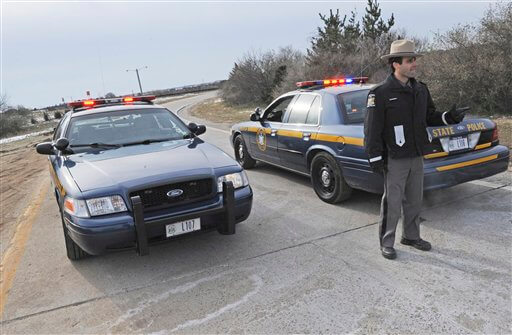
[0,128,53,145]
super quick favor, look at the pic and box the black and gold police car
[36,95,252,260]
[230,77,510,203]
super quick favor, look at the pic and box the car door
[277,93,321,173]
[249,95,296,165]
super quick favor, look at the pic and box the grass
[189,98,258,125]
[492,118,512,150]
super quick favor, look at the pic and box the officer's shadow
[397,245,509,279]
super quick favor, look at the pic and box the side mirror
[195,125,206,136]
[36,142,55,155]
[250,113,260,122]
[250,107,262,122]
[188,122,206,136]
[54,137,69,151]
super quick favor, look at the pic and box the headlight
[63,197,90,218]
[217,171,249,192]
[86,195,127,216]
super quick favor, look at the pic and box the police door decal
[257,128,267,151]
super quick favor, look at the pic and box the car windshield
[337,89,370,124]
[66,108,191,150]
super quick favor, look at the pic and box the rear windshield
[337,89,370,124]
[66,108,191,146]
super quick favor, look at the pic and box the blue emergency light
[296,77,367,89]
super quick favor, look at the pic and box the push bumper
[65,182,252,256]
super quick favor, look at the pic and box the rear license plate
[448,136,469,151]
[166,218,201,237]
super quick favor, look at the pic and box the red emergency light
[67,95,156,109]
[296,77,368,89]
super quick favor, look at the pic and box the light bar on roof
[296,77,367,89]
[67,95,156,109]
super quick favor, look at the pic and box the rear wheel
[61,210,88,261]
[311,152,352,203]
[234,135,256,169]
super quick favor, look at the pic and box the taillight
[491,126,499,142]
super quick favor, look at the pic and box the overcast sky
[2,0,495,108]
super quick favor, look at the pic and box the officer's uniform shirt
[364,74,451,164]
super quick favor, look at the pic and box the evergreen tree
[343,11,362,50]
[362,0,394,40]
[307,9,346,59]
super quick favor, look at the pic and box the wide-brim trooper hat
[380,39,423,60]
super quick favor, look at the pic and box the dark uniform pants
[380,155,424,247]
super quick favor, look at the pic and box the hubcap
[238,144,244,160]
[320,168,331,187]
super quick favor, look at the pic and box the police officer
[364,40,465,260]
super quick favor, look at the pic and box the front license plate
[166,218,201,237]
[448,136,469,151]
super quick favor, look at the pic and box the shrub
[54,111,62,119]
[31,117,38,124]
[221,47,305,106]
[0,114,25,137]
[418,3,511,115]
[43,112,49,121]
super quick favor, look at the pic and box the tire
[61,210,88,261]
[234,135,256,169]
[310,152,352,203]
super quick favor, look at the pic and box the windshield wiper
[70,142,122,149]
[122,138,178,147]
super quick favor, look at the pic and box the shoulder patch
[367,93,376,108]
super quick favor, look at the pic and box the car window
[287,94,315,124]
[263,96,295,122]
[53,113,69,140]
[65,108,191,148]
[337,89,370,124]
[306,96,321,125]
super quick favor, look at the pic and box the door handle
[303,132,311,141]
[271,129,277,136]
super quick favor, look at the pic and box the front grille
[130,178,214,211]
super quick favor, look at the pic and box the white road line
[468,179,512,191]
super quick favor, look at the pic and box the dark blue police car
[230,77,509,203]
[36,95,252,260]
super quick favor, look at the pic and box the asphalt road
[2,92,511,334]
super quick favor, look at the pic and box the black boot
[381,246,397,259]
[400,237,431,251]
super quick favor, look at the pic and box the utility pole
[126,66,148,95]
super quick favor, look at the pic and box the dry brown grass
[493,117,512,149]
[189,98,257,125]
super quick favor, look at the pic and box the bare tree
[222,47,305,106]
[418,3,511,115]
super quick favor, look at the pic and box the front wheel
[61,210,88,261]
[234,135,256,169]
[311,152,352,203]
